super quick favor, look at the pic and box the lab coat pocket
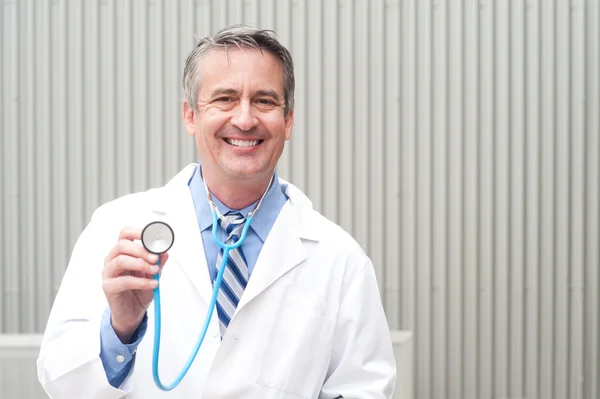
[256,289,335,399]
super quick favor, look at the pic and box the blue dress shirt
[99,164,288,388]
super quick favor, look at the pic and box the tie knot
[219,211,246,235]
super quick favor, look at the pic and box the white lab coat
[37,164,396,399]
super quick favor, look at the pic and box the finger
[104,254,159,279]
[105,238,158,265]
[103,275,158,295]
[104,227,143,262]
[118,226,143,241]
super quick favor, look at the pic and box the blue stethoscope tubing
[151,212,254,391]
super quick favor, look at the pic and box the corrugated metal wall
[1,1,598,398]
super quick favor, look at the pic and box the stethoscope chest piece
[141,221,175,255]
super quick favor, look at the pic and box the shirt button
[116,355,126,363]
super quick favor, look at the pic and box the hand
[102,227,169,344]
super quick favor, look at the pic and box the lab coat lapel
[236,200,307,311]
[151,169,215,307]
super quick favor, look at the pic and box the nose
[230,101,259,131]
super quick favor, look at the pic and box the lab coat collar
[150,164,321,309]
[188,163,288,243]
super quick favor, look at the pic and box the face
[183,48,294,185]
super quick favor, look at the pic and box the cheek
[196,112,227,139]
[262,115,288,137]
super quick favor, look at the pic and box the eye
[256,98,276,105]
[215,97,233,103]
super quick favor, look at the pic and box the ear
[182,101,196,136]
[284,109,294,140]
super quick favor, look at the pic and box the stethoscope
[140,170,274,391]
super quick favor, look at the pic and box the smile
[224,138,263,147]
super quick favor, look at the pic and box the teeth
[226,139,259,147]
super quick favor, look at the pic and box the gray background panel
[1,1,599,399]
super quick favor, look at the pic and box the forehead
[199,47,284,93]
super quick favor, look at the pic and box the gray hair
[182,25,295,116]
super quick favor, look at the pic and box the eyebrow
[210,88,238,98]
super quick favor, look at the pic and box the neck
[202,167,273,210]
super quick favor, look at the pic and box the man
[37,25,396,398]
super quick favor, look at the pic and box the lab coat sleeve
[319,258,397,399]
[37,206,136,399]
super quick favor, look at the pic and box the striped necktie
[215,211,249,337]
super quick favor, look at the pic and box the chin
[224,165,268,180]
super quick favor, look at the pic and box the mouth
[224,138,264,147]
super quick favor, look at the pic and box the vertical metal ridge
[185,0,197,164]
[164,0,180,178]
[66,0,84,250]
[0,0,5,332]
[26,0,37,331]
[525,2,541,398]
[158,0,167,180]
[554,0,570,396]
[171,0,182,175]
[353,0,369,253]
[115,0,133,196]
[322,0,338,224]
[88,0,101,214]
[399,0,416,389]
[2,0,19,332]
[431,1,449,398]
[453,0,466,396]
[292,0,307,192]
[492,0,510,395]
[15,0,24,331]
[34,0,53,332]
[100,0,116,203]
[14,0,21,332]
[416,2,433,397]
[319,0,330,221]
[508,0,526,396]
[142,0,151,180]
[382,0,401,330]
[368,0,385,293]
[50,0,68,297]
[539,0,556,396]
[134,0,149,192]
[111,0,119,197]
[535,2,544,396]
[474,3,482,396]
[274,0,291,180]
[569,1,586,398]
[20,0,36,333]
[478,0,494,397]
[414,1,428,396]
[307,0,322,213]
[337,0,354,235]
[462,1,479,398]
[551,1,559,396]
[584,1,600,398]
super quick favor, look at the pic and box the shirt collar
[188,164,287,243]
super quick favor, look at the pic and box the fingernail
[149,254,158,263]
[150,279,159,288]
[150,265,160,274]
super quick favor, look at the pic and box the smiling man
[37,25,396,399]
